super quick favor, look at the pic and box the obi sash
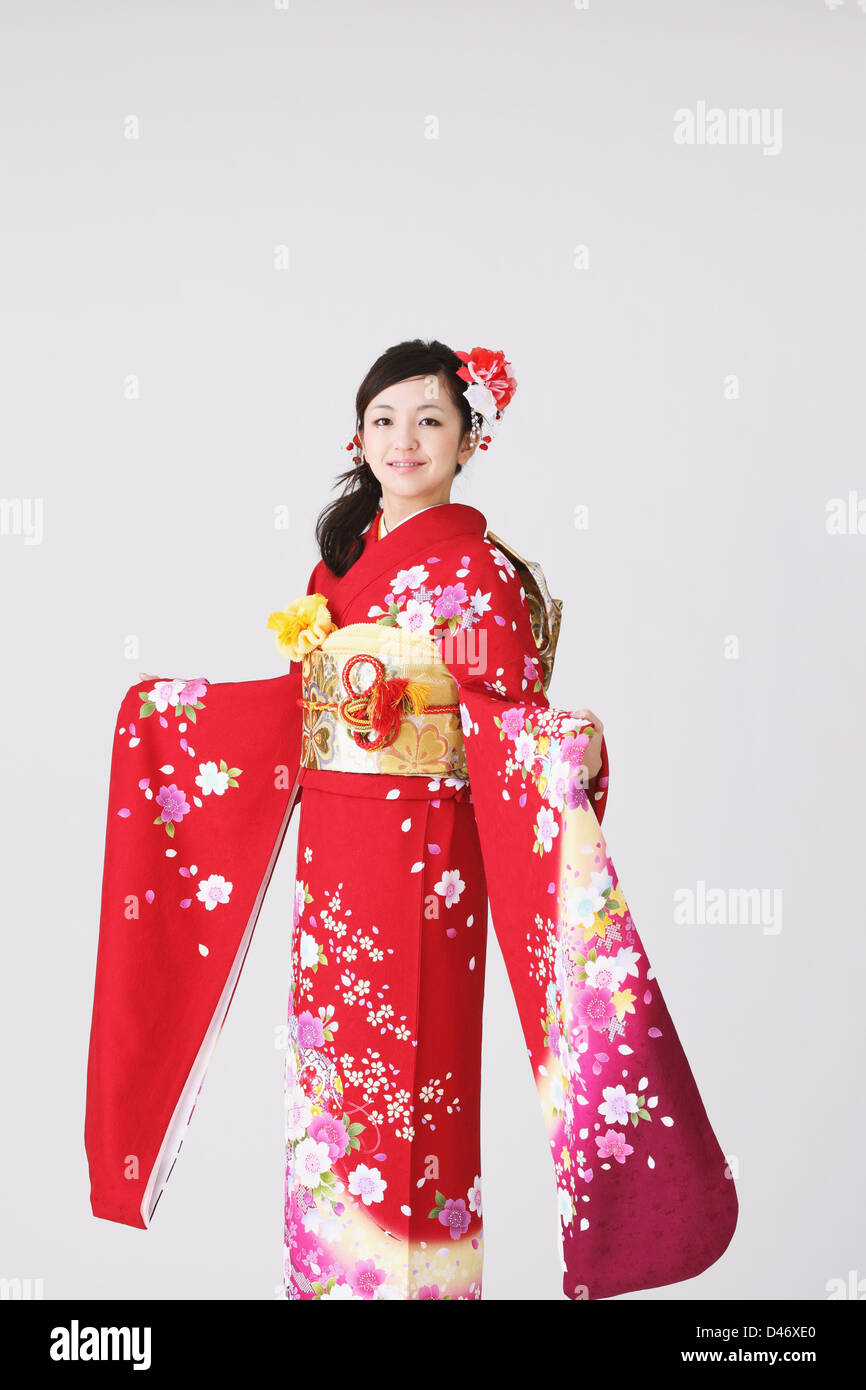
[299,623,468,780]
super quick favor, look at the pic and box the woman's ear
[457,433,478,467]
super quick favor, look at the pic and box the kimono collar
[333,501,488,606]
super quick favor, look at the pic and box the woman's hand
[577,708,604,784]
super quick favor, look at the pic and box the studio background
[1,0,862,1300]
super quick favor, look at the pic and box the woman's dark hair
[314,338,473,576]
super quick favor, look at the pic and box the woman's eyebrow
[369,402,445,411]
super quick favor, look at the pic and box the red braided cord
[298,650,459,751]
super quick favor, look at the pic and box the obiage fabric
[85,502,738,1301]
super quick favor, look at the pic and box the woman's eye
[371,416,440,426]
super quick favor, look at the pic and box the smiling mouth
[388,460,425,469]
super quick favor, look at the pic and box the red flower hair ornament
[455,346,517,451]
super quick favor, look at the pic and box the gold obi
[299,623,469,779]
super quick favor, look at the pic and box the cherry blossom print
[294,879,312,927]
[347,1163,387,1205]
[194,759,242,796]
[395,597,434,635]
[487,543,516,578]
[307,1112,350,1161]
[559,730,590,767]
[558,1187,575,1227]
[299,928,325,973]
[139,677,208,721]
[195,873,233,910]
[153,783,190,837]
[176,677,208,705]
[499,706,526,741]
[434,868,466,909]
[295,1136,333,1188]
[513,729,535,767]
[523,652,542,690]
[436,1196,472,1239]
[347,1259,388,1299]
[144,679,185,713]
[575,985,617,1032]
[533,806,559,854]
[295,1009,325,1049]
[391,565,429,594]
[195,762,229,796]
[433,582,469,620]
[567,876,608,930]
[371,546,510,650]
[595,1129,635,1164]
[543,758,572,814]
[285,1090,313,1142]
[598,1083,641,1126]
[582,951,629,992]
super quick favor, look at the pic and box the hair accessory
[455,347,517,451]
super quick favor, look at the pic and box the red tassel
[366,676,409,743]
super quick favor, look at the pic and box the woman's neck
[380,498,450,533]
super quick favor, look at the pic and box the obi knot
[338,652,432,750]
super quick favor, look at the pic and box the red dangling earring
[346,431,364,465]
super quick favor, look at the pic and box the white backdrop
[1,0,863,1300]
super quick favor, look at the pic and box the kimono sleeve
[439,548,609,822]
[440,548,738,1300]
[84,670,303,1229]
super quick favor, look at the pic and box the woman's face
[358,373,477,511]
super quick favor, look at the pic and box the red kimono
[85,501,738,1301]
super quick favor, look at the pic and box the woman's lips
[388,460,425,468]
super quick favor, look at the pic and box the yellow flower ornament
[266,593,338,662]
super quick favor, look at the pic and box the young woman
[85,339,737,1303]
[266,339,738,1301]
